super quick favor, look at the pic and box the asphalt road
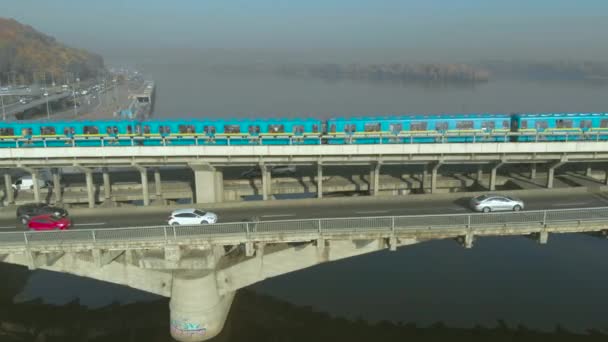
[1,190,607,232]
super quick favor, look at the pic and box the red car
[27,214,71,231]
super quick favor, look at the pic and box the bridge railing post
[163,226,168,242]
[23,232,29,245]
[391,216,395,232]
[173,226,177,240]
[542,210,547,227]
[467,215,471,228]
[318,219,322,234]
[245,222,250,237]
[91,230,96,243]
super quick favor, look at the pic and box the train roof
[514,112,608,118]
[329,113,512,121]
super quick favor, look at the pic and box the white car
[12,175,50,191]
[168,208,218,225]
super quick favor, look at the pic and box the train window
[40,127,56,135]
[601,120,608,128]
[579,120,592,129]
[179,125,195,134]
[224,125,241,134]
[135,125,142,134]
[203,126,215,134]
[344,124,356,133]
[63,127,75,135]
[21,128,33,136]
[106,127,113,135]
[364,123,381,132]
[0,128,14,136]
[159,126,171,134]
[293,125,304,134]
[389,123,403,133]
[144,125,151,134]
[520,120,528,129]
[312,124,319,133]
[83,126,99,134]
[410,122,428,131]
[481,121,495,130]
[268,124,284,133]
[456,121,474,130]
[248,125,261,134]
[535,121,548,129]
[555,119,572,129]
[330,124,336,133]
[112,126,118,135]
[502,120,510,129]
[435,122,448,131]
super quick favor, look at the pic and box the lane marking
[355,210,389,214]
[261,214,295,218]
[551,202,592,207]
[0,226,16,229]
[76,222,106,226]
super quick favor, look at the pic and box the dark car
[16,203,68,225]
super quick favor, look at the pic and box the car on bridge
[168,208,218,225]
[27,214,71,231]
[241,165,297,178]
[17,203,69,225]
[469,194,524,213]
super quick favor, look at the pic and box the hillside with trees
[0,17,104,84]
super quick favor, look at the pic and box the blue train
[1,112,607,147]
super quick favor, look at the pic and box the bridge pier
[102,168,112,205]
[3,173,14,204]
[170,271,235,342]
[261,164,271,200]
[529,163,537,180]
[476,165,483,185]
[154,168,163,201]
[369,162,381,196]
[52,168,62,204]
[489,161,504,191]
[191,163,224,204]
[430,161,443,194]
[31,170,41,203]
[317,162,323,198]
[547,159,567,189]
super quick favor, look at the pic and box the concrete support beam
[539,231,549,244]
[317,162,323,199]
[132,164,149,206]
[369,162,381,196]
[261,164,271,201]
[605,169,608,186]
[74,165,94,208]
[547,159,567,189]
[31,171,41,203]
[463,232,474,249]
[92,249,123,267]
[530,163,537,180]
[3,173,13,204]
[26,251,65,270]
[476,165,483,183]
[154,168,162,199]
[489,161,505,191]
[52,168,61,204]
[430,161,443,194]
[190,163,224,204]
[421,166,429,192]
[102,168,111,203]
[586,164,592,177]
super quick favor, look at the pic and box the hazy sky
[4,0,608,61]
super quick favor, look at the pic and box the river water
[9,49,608,337]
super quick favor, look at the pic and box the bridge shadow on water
[0,264,606,342]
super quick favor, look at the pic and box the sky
[3,0,608,61]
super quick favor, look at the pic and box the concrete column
[52,168,62,204]
[154,168,162,199]
[421,166,429,192]
[605,169,608,185]
[529,163,537,180]
[476,165,483,183]
[214,170,223,202]
[430,162,442,194]
[261,165,271,200]
[369,163,381,196]
[169,271,235,342]
[317,163,323,198]
[191,163,223,204]
[31,171,41,203]
[85,171,94,208]
[490,162,505,191]
[140,168,149,206]
[3,173,13,204]
[547,161,566,189]
[102,168,111,202]
[586,164,592,177]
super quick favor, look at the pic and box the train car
[326,114,512,144]
[512,113,608,141]
[139,119,215,146]
[210,117,323,145]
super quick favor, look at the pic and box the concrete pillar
[140,168,149,206]
[4,173,13,204]
[489,162,504,191]
[102,168,111,202]
[169,271,235,342]
[369,163,381,196]
[421,166,429,192]
[605,169,608,185]
[154,168,162,199]
[430,162,442,194]
[85,171,94,208]
[539,231,549,244]
[317,163,323,198]
[547,161,565,189]
[52,169,61,204]
[530,163,537,180]
[31,171,41,203]
[191,163,223,204]
[586,164,592,177]
[476,165,483,183]
[214,170,223,202]
[261,165,271,200]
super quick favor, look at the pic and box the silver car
[469,194,524,213]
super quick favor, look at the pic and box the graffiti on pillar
[171,319,207,337]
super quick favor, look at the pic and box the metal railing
[0,206,607,249]
[2,131,608,148]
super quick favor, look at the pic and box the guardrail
[0,206,607,249]
[2,131,608,148]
